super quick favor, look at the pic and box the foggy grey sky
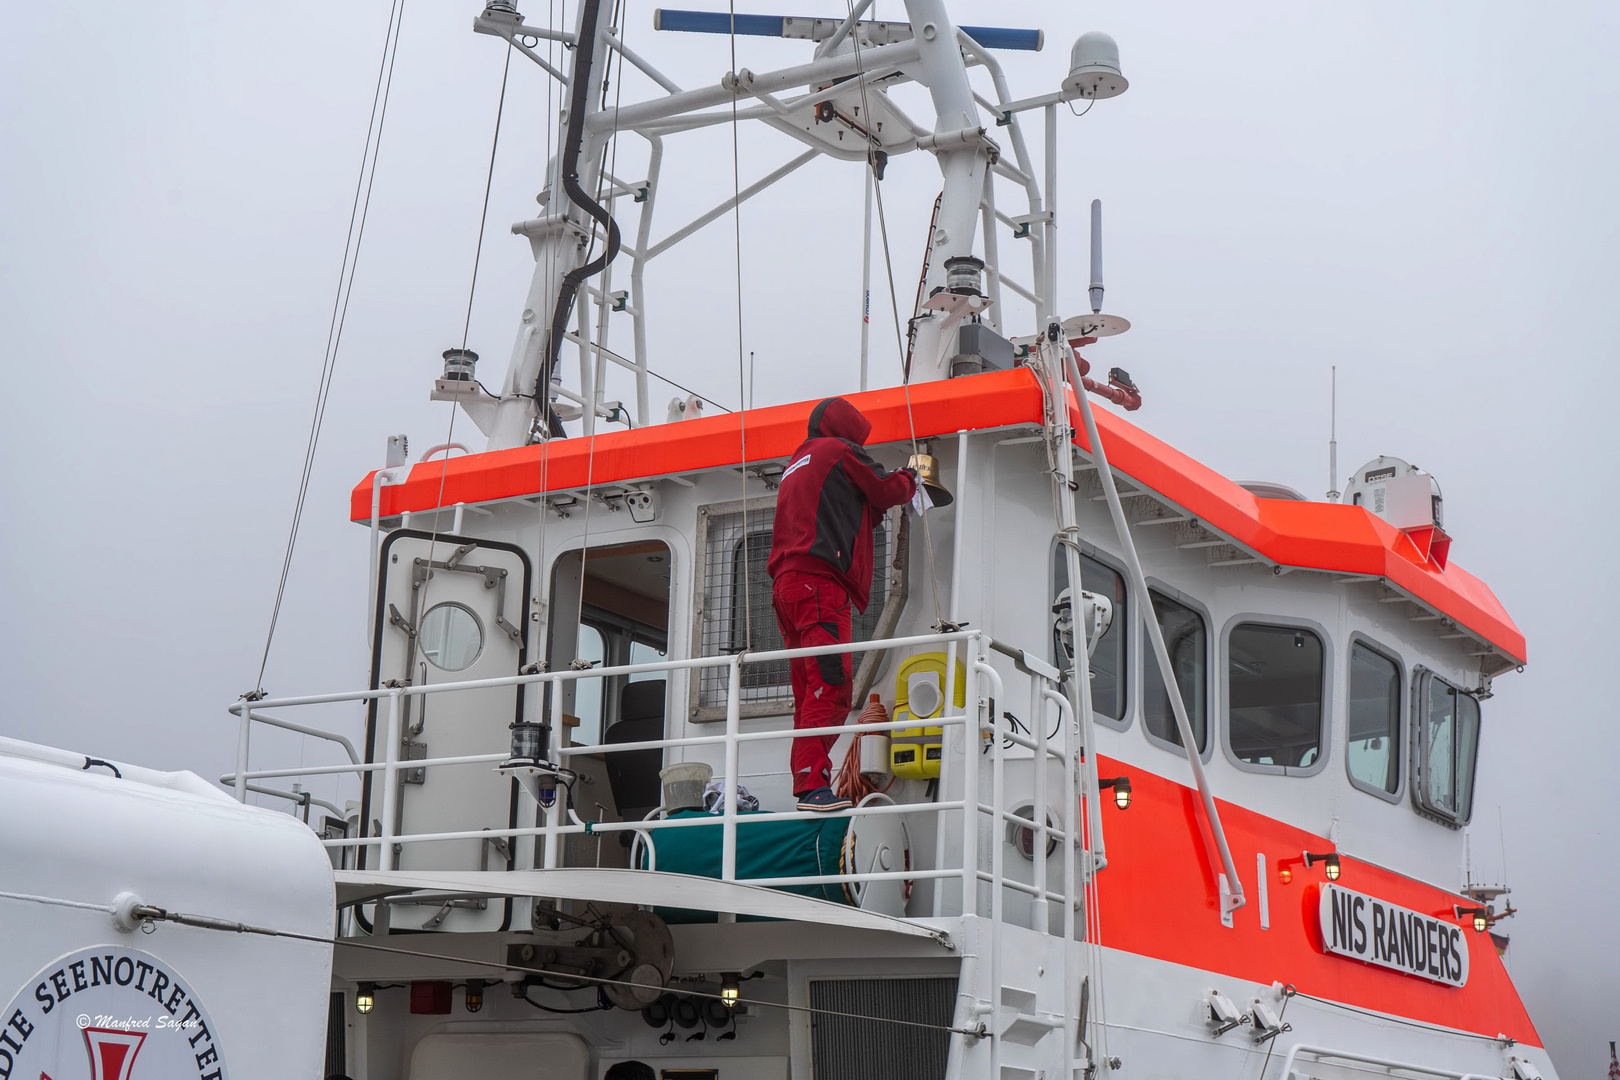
[2,1,1616,1073]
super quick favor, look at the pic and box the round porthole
[1007,803,1058,861]
[418,602,484,671]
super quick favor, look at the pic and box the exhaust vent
[809,977,956,1080]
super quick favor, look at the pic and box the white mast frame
[471,0,1061,448]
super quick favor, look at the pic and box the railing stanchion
[720,655,743,880]
[233,704,251,804]
[960,641,981,918]
[719,654,744,924]
[378,689,403,870]
[1043,685,1077,943]
[1031,673,1050,930]
[988,648,1007,1080]
[934,639,960,918]
[543,673,565,869]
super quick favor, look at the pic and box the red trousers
[772,570,853,794]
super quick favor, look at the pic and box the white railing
[225,628,1087,927]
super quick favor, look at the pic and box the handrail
[227,628,981,713]
[245,710,360,764]
[225,626,1099,941]
[1276,1043,1507,1080]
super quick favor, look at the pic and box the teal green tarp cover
[641,809,852,922]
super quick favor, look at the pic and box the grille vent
[809,976,956,1080]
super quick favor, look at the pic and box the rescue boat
[0,2,1554,1079]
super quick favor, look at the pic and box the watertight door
[362,529,532,932]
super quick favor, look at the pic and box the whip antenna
[1089,198,1105,314]
[1060,199,1129,340]
[1327,365,1340,502]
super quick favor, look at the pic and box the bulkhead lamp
[356,983,376,1014]
[1455,905,1491,933]
[1098,776,1132,810]
[464,979,485,1013]
[721,974,741,1007]
[1303,850,1341,881]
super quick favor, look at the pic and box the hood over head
[806,397,871,445]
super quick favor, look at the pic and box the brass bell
[907,453,954,508]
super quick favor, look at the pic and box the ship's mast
[485,1,615,450]
[901,0,992,383]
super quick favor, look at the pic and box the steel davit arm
[1058,338,1247,917]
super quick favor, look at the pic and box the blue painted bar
[960,25,1043,52]
[652,9,1043,51]
[653,10,787,37]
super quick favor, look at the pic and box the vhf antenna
[1326,365,1340,502]
[1059,199,1131,341]
[1089,198,1105,314]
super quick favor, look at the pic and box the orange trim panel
[1097,753,1542,1046]
[350,367,1523,661]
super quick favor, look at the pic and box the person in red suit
[767,398,917,811]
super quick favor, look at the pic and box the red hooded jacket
[767,398,917,611]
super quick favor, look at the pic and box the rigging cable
[571,0,632,643]
[252,0,406,694]
[461,44,516,350]
[424,34,517,542]
[401,19,519,790]
[530,0,563,667]
[729,0,753,651]
[842,0,945,626]
[96,900,983,1038]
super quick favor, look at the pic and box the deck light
[464,979,485,1013]
[1455,905,1491,933]
[944,255,985,297]
[501,721,562,808]
[356,983,376,1014]
[508,720,545,764]
[1098,776,1132,810]
[441,347,478,382]
[1303,851,1341,881]
[720,974,740,1008]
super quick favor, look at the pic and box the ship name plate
[1317,883,1469,987]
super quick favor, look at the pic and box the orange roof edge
[350,367,1524,664]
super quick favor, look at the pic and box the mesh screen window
[697,506,889,709]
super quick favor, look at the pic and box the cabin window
[572,623,607,744]
[1143,591,1207,753]
[1347,641,1401,797]
[547,540,672,750]
[1413,672,1481,825]
[629,639,667,682]
[1226,622,1325,772]
[696,504,890,713]
[1051,551,1127,723]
